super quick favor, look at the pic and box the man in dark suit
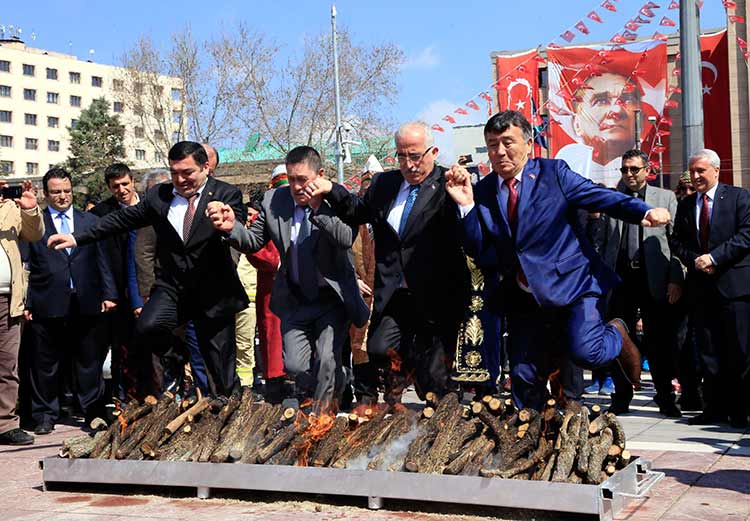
[607,150,684,417]
[443,111,671,410]
[48,142,248,398]
[301,122,470,401]
[209,146,368,412]
[26,168,118,434]
[670,149,750,428]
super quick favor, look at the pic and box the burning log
[115,392,175,460]
[404,393,460,472]
[311,415,350,467]
[331,408,390,469]
[256,416,309,464]
[421,417,481,474]
[366,409,417,471]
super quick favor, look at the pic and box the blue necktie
[398,184,420,236]
[58,213,74,288]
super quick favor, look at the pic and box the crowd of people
[0,110,747,448]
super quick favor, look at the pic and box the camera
[1,185,23,199]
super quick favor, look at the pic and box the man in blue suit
[445,111,671,409]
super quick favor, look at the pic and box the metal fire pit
[41,456,663,520]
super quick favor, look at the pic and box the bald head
[202,144,219,175]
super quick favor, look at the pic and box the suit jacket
[608,184,684,300]
[463,158,651,309]
[90,196,130,301]
[27,208,118,318]
[670,183,750,300]
[229,186,368,328]
[74,176,249,318]
[325,165,470,323]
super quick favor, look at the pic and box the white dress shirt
[49,206,75,234]
[167,181,207,241]
[387,180,414,236]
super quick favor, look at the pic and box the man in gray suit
[208,146,368,413]
[608,149,685,417]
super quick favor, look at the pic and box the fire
[295,411,337,466]
[386,348,402,372]
[116,403,128,437]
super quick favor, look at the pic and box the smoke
[343,416,421,471]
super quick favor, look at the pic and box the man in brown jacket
[0,180,44,445]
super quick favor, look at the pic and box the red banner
[701,30,733,183]
[547,40,668,186]
[494,50,539,123]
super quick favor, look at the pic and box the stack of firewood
[60,388,629,484]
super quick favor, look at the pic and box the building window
[0,161,12,174]
[25,162,38,175]
[538,68,548,89]
[25,138,38,150]
[47,92,59,104]
[113,101,124,113]
[135,149,146,161]
[0,111,11,123]
[70,95,81,107]
[154,130,164,140]
[0,85,11,97]
[48,140,60,152]
[23,64,35,76]
[154,108,164,119]
[24,113,37,126]
[91,76,103,88]
[46,68,58,80]
[0,135,12,147]
[113,79,123,91]
[23,88,35,101]
[171,88,181,101]
[0,60,10,72]
[152,85,164,96]
[69,71,81,84]
[70,119,79,129]
[155,151,163,162]
[47,116,59,128]
[134,127,144,138]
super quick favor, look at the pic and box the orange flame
[295,411,337,466]
[386,348,402,372]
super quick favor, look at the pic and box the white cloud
[402,45,440,70]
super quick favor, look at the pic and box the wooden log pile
[61,391,631,484]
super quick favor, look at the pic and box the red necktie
[182,193,198,242]
[699,192,710,254]
[505,178,528,287]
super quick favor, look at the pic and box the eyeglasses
[620,166,646,174]
[397,146,434,165]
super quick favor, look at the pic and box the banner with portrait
[547,40,668,187]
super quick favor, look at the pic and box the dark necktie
[504,178,528,287]
[699,193,710,254]
[626,192,641,260]
[182,193,198,242]
[398,184,420,236]
[296,206,318,301]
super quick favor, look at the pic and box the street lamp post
[331,5,344,184]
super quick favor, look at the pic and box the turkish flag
[701,30,733,183]
[466,100,480,111]
[454,107,469,116]
[588,11,604,23]
[575,21,590,35]
[495,50,539,122]
[659,16,676,27]
[601,0,617,12]
[442,115,456,124]
[561,31,576,43]
[668,0,679,7]
[547,39,668,186]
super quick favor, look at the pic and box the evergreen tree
[64,97,126,205]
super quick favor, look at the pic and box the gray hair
[141,168,171,192]
[689,149,721,169]
[394,121,435,148]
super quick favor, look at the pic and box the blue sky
[3,0,729,158]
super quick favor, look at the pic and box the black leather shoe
[656,399,682,418]
[34,420,55,435]
[678,395,704,412]
[0,427,34,445]
[608,391,632,415]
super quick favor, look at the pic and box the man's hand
[303,177,333,199]
[667,282,682,304]
[23,309,32,321]
[357,278,372,298]
[0,180,38,210]
[48,233,76,250]
[695,254,715,273]
[133,307,142,318]
[445,164,474,207]
[642,208,671,227]
[206,201,236,232]
[101,300,117,313]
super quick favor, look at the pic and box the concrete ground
[2,373,748,521]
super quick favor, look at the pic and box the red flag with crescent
[495,50,539,122]
[701,30,732,183]
[588,11,604,23]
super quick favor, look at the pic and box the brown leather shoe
[609,318,641,385]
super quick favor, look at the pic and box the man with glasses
[301,121,470,403]
[607,149,684,416]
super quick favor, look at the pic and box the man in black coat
[48,142,248,397]
[670,149,750,428]
[26,168,118,434]
[303,121,470,401]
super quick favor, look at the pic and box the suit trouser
[609,265,677,402]
[506,287,621,410]
[107,308,160,401]
[28,297,104,424]
[135,287,240,397]
[280,288,348,407]
[367,290,458,401]
[691,286,750,420]
[0,295,21,434]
